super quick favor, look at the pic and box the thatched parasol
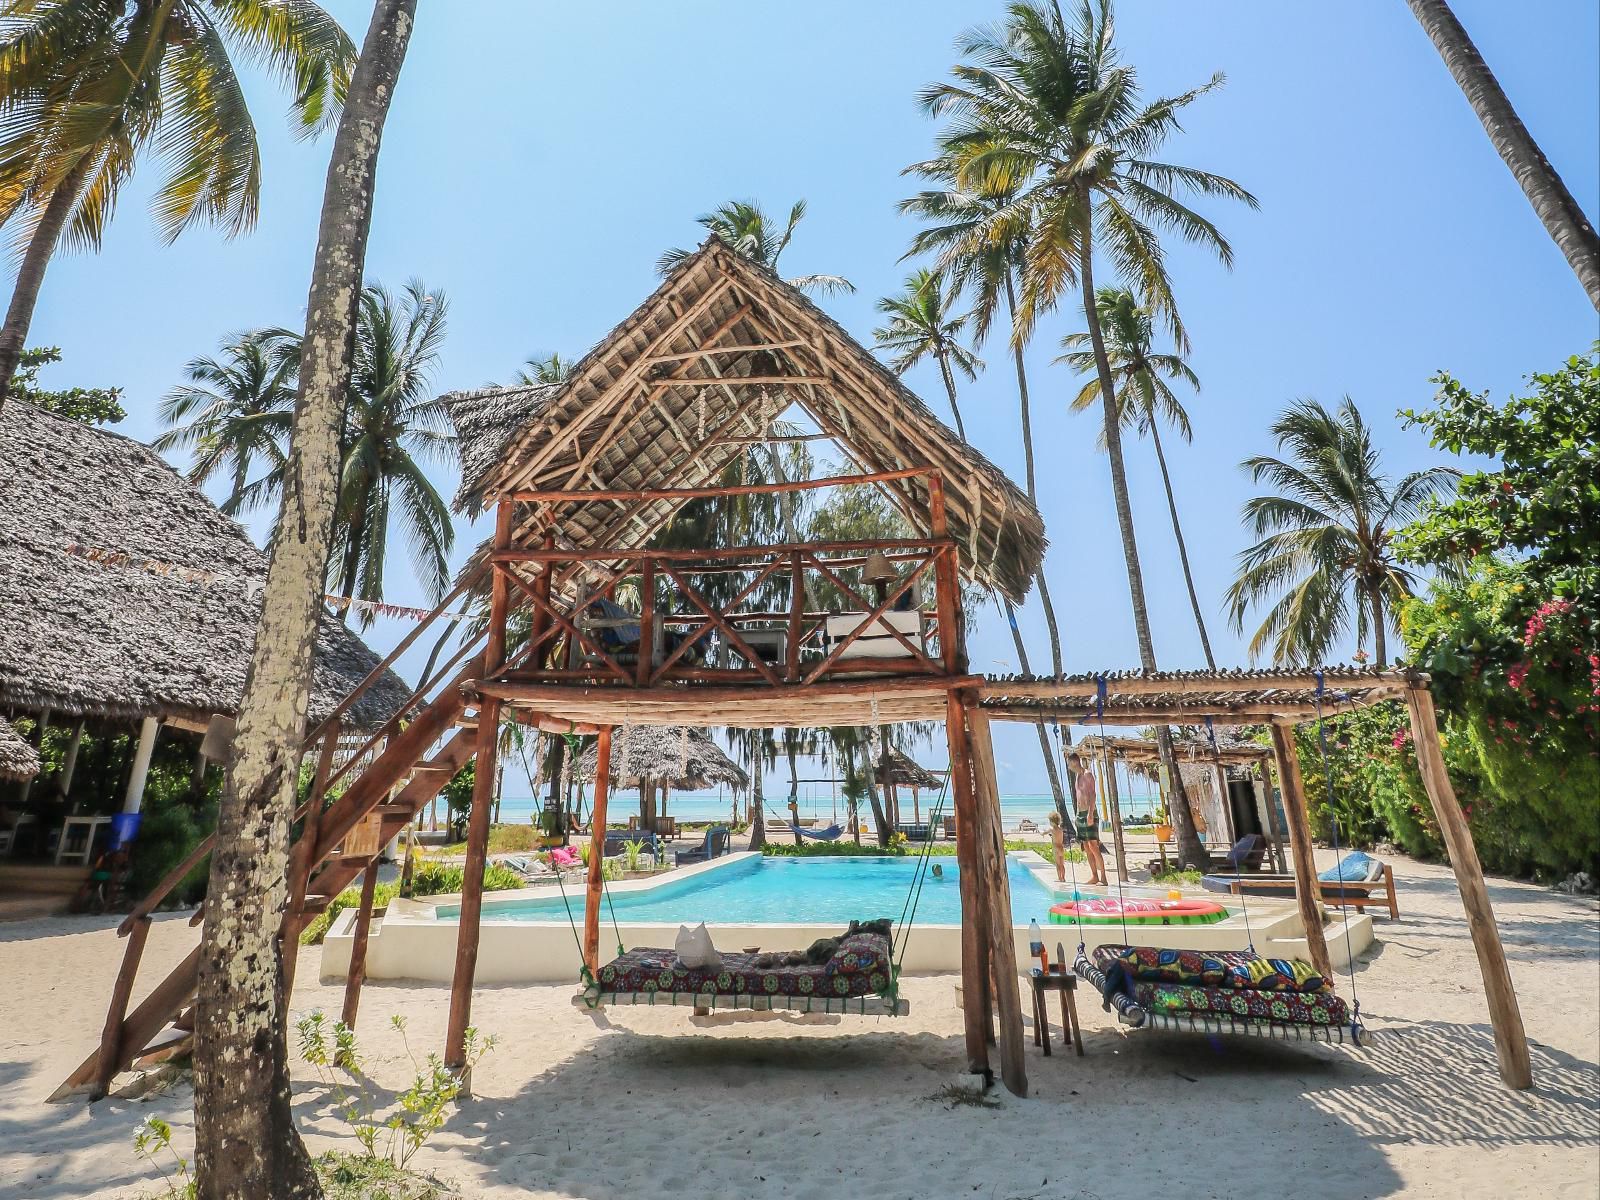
[0,715,40,782]
[571,726,748,792]
[0,401,410,731]
[882,748,942,791]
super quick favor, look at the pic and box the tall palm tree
[1059,287,1215,668]
[0,0,355,411]
[1226,397,1456,666]
[153,329,297,515]
[192,3,413,1194]
[657,198,854,295]
[516,352,572,385]
[900,170,1074,826]
[873,268,981,442]
[1404,0,1600,309]
[922,0,1256,868]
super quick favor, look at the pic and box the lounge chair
[1202,852,1399,919]
[896,823,932,843]
[578,596,701,669]
[676,826,730,865]
[604,830,662,864]
[577,928,909,1016]
[1153,833,1268,874]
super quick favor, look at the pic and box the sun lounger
[578,930,908,1016]
[676,826,730,865]
[1202,853,1399,919]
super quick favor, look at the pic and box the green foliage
[299,861,522,945]
[133,1115,194,1199]
[1149,867,1203,887]
[314,1151,456,1200]
[440,760,475,840]
[10,348,124,424]
[126,799,216,906]
[297,1011,495,1174]
[1293,704,1444,860]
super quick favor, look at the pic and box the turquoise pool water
[438,855,1065,926]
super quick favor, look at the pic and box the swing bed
[1063,675,1367,1049]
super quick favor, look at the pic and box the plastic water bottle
[1029,919,1047,971]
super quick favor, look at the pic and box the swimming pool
[437,854,1064,926]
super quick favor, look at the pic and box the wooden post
[786,550,804,683]
[1104,752,1128,880]
[1258,752,1288,873]
[1212,763,1236,846]
[341,862,380,1029]
[636,556,655,686]
[582,726,614,972]
[446,698,501,1068]
[944,689,991,1078]
[966,708,1027,1098]
[1405,686,1532,1089]
[1268,723,1332,980]
[92,916,151,1098]
[927,475,962,675]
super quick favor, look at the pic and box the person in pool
[1068,753,1109,886]
[931,863,944,879]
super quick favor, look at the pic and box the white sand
[2,852,1596,1200]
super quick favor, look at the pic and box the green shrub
[126,799,215,906]
[300,862,522,944]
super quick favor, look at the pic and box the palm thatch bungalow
[0,400,410,833]
[572,725,747,833]
[0,715,40,782]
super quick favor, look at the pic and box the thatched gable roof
[0,715,40,781]
[883,748,942,790]
[573,726,748,792]
[442,237,1046,603]
[0,402,410,730]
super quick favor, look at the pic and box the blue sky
[28,1,1599,797]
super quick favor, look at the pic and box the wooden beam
[445,697,500,1069]
[980,673,1417,702]
[1404,685,1532,1089]
[1257,755,1288,873]
[966,708,1027,1098]
[91,916,151,1098]
[1267,723,1332,980]
[1102,749,1129,880]
[507,467,929,506]
[945,689,991,1078]
[642,340,807,364]
[341,862,380,1030]
[582,726,614,972]
[980,702,1339,724]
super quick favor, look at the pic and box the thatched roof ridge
[884,748,942,790]
[572,725,748,792]
[0,402,410,730]
[441,237,1046,602]
[0,715,40,781]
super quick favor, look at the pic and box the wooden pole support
[445,697,502,1069]
[92,915,151,1098]
[1268,723,1332,981]
[1404,686,1533,1089]
[341,862,381,1030]
[1104,752,1128,880]
[583,726,614,973]
[1258,751,1288,874]
[944,689,991,1077]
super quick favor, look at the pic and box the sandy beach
[2,850,1595,1200]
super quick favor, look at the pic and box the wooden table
[1029,960,1084,1057]
[55,814,113,866]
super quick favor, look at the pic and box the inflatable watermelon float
[1048,897,1227,926]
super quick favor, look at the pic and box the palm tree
[657,198,854,295]
[1404,0,1600,308]
[922,0,1255,868]
[516,352,572,385]
[153,330,297,515]
[1059,287,1215,668]
[1226,397,1457,666]
[328,279,456,621]
[873,268,981,441]
[0,0,355,412]
[899,170,1074,825]
[192,3,413,1194]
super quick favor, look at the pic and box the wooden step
[300,894,335,914]
[133,1026,193,1069]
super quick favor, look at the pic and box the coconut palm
[1226,397,1457,666]
[0,0,355,412]
[873,268,981,442]
[153,329,297,515]
[657,198,854,295]
[922,0,1255,868]
[1404,0,1599,308]
[1059,287,1215,668]
[516,352,572,385]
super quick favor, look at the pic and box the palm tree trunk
[193,5,417,1198]
[1076,232,1207,870]
[1369,582,1388,668]
[745,741,766,851]
[934,349,968,442]
[1147,420,1217,670]
[0,156,94,413]
[336,479,372,623]
[1405,0,1600,308]
[787,741,802,846]
[1001,602,1071,824]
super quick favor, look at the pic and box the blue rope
[1314,670,1364,1044]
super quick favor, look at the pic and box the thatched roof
[442,237,1046,603]
[0,401,411,731]
[883,748,942,790]
[573,726,748,792]
[0,715,39,782]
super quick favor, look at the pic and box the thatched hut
[0,715,39,782]
[0,400,410,817]
[570,725,747,832]
[878,747,943,824]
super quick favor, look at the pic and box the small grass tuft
[931,1082,1001,1109]
[316,1150,459,1199]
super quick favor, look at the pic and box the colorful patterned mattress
[586,932,896,1009]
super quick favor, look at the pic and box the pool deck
[320,850,1374,985]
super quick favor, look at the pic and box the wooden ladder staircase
[50,578,493,1101]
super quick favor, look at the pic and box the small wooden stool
[1029,945,1084,1057]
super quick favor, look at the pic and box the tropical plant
[873,268,981,441]
[192,5,414,1196]
[920,0,1255,867]
[1059,287,1214,667]
[516,352,572,385]
[7,346,122,422]
[154,329,297,514]
[0,0,356,412]
[657,198,854,295]
[1226,397,1457,666]
[1403,0,1600,308]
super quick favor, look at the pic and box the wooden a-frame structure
[54,239,1532,1100]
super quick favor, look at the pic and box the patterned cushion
[1134,981,1349,1027]
[825,934,891,977]
[596,932,894,1001]
[1092,944,1260,987]
[1223,956,1328,993]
